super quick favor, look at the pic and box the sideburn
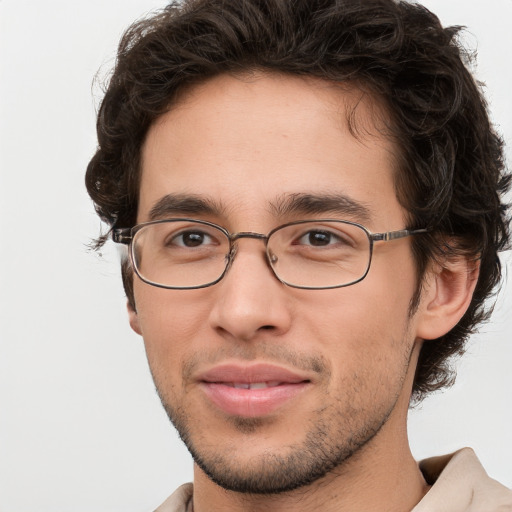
[121,258,137,312]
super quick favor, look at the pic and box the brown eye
[296,230,344,247]
[305,231,332,246]
[170,230,214,248]
[182,232,206,247]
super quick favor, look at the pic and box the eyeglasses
[113,218,428,290]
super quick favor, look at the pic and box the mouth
[198,364,311,418]
[224,381,284,389]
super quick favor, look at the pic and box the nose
[208,239,293,342]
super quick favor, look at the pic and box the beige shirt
[155,448,512,511]
[412,448,512,511]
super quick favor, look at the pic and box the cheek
[294,252,417,383]
[299,277,413,346]
[133,285,209,369]
[364,245,419,322]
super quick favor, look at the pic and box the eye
[296,229,345,247]
[170,230,215,248]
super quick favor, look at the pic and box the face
[131,73,425,493]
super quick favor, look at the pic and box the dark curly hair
[86,0,510,401]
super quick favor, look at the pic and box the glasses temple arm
[112,228,132,244]
[371,228,429,242]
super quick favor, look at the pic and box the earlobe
[416,256,479,341]
[127,300,143,335]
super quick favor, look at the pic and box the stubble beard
[156,381,401,495]
[150,326,415,495]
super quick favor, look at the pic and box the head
[86,0,510,494]
[87,0,510,400]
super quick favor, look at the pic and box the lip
[198,363,311,418]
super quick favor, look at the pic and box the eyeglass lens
[131,220,372,289]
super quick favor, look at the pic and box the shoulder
[154,483,194,512]
[414,448,512,511]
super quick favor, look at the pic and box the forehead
[138,72,403,228]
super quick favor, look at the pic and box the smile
[198,363,312,418]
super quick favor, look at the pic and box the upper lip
[197,363,311,384]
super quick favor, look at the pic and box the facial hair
[151,340,413,495]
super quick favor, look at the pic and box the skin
[128,72,477,511]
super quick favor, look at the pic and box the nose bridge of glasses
[229,231,268,243]
[226,232,273,269]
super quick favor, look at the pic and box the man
[86,0,511,510]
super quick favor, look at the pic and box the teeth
[231,381,281,389]
[249,382,268,389]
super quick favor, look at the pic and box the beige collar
[412,448,512,511]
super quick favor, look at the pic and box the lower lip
[201,382,309,417]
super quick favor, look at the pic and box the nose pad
[225,244,238,270]
[265,249,283,285]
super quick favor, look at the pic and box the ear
[127,300,142,336]
[416,255,479,340]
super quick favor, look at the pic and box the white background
[0,1,510,511]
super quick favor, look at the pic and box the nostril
[261,325,274,330]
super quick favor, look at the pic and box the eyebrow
[270,193,373,222]
[147,192,373,223]
[148,194,224,220]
